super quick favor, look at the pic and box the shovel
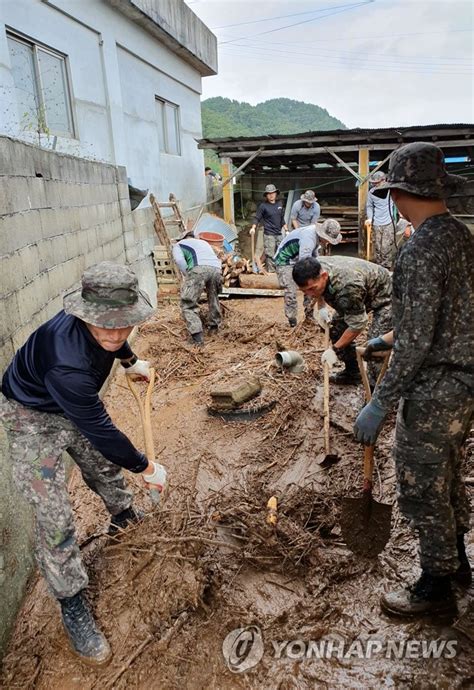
[251,230,259,273]
[126,368,163,505]
[340,347,392,557]
[316,325,340,468]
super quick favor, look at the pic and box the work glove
[353,400,388,446]
[142,461,167,504]
[249,227,256,236]
[123,359,151,381]
[364,219,372,228]
[317,307,332,327]
[321,347,339,369]
[362,337,392,361]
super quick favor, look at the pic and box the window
[155,97,181,155]
[7,32,75,138]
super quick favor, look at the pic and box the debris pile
[220,254,255,287]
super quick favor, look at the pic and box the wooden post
[220,156,235,225]
[358,149,369,258]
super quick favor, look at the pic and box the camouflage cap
[369,171,386,186]
[63,261,155,329]
[372,142,467,199]
[317,218,342,245]
[264,183,279,195]
[300,190,317,203]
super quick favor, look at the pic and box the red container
[198,231,225,249]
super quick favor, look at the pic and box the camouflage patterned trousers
[373,223,396,270]
[394,395,473,575]
[263,234,282,273]
[0,394,132,599]
[276,265,314,322]
[180,266,222,335]
[330,302,392,379]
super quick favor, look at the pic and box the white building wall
[0,0,210,210]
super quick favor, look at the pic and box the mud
[1,297,473,689]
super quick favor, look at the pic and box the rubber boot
[191,331,204,346]
[108,506,144,535]
[453,534,472,587]
[330,362,362,385]
[60,592,111,665]
[288,318,297,328]
[380,572,457,618]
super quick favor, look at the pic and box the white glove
[318,307,332,327]
[249,227,256,236]
[123,359,150,380]
[143,461,167,505]
[321,347,339,369]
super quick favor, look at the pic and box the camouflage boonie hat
[63,261,155,328]
[264,183,279,196]
[300,190,317,203]
[373,142,467,199]
[317,218,342,245]
[369,171,386,186]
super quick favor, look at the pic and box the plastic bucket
[198,231,225,250]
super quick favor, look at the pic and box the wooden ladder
[149,193,185,286]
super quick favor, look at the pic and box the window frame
[6,28,77,139]
[155,96,181,156]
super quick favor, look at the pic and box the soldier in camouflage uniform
[0,262,166,664]
[354,142,473,617]
[172,230,223,346]
[292,255,392,384]
[274,219,342,327]
[365,171,398,270]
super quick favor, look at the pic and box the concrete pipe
[275,350,305,374]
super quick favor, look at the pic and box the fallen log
[239,273,281,290]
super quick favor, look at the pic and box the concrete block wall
[0,137,158,372]
[0,136,157,655]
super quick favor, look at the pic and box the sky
[186,0,473,128]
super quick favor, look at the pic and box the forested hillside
[202,97,346,139]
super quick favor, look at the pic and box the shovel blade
[316,453,340,469]
[341,494,392,557]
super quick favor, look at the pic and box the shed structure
[198,124,474,254]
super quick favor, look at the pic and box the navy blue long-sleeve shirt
[1,311,147,472]
[253,200,286,236]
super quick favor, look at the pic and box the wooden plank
[219,139,473,158]
[220,156,235,225]
[221,287,285,297]
[358,150,370,258]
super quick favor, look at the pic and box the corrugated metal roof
[198,123,474,148]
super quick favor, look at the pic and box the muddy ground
[1,296,473,689]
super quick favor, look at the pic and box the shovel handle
[126,369,156,461]
[322,326,330,453]
[126,370,163,505]
[251,231,255,265]
[363,445,375,492]
[355,347,391,403]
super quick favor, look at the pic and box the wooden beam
[358,150,370,259]
[218,139,473,158]
[325,148,361,182]
[220,156,235,225]
[221,147,264,189]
